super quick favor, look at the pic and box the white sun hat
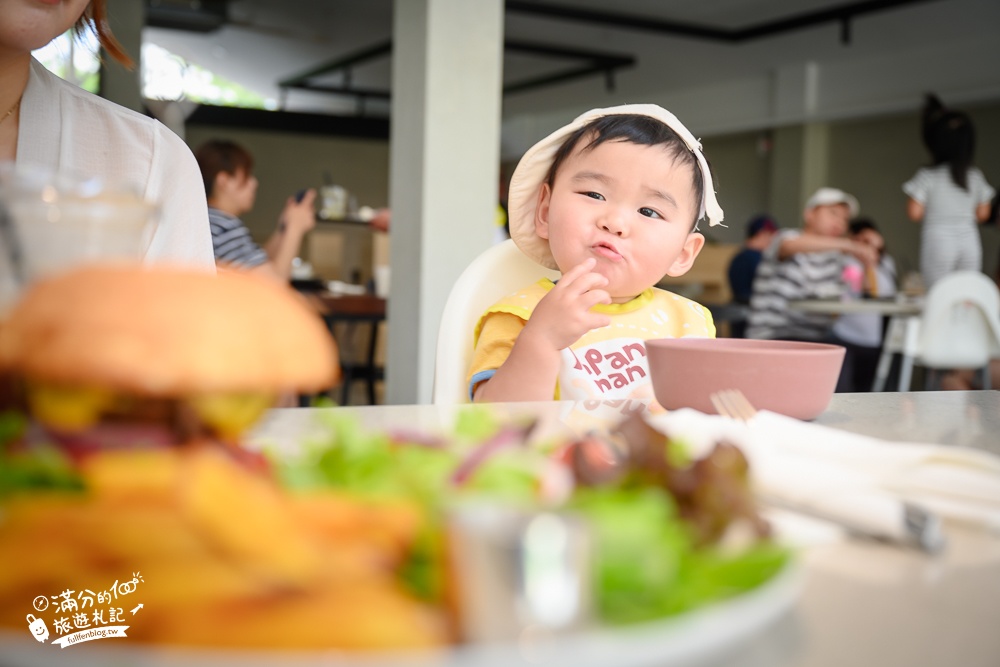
[804,187,860,218]
[507,104,725,270]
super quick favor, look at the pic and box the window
[33,30,101,93]
[141,43,275,109]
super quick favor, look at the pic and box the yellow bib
[471,280,715,400]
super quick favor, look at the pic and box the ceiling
[144,0,1000,141]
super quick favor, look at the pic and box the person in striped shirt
[745,188,878,345]
[195,140,316,283]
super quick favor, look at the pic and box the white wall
[500,1,1000,158]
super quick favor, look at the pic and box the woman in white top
[0,0,214,269]
[903,94,995,288]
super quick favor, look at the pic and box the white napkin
[647,409,1000,540]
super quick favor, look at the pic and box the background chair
[917,271,1000,390]
[433,239,559,404]
[872,310,922,392]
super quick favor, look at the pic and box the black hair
[849,217,887,258]
[544,114,707,229]
[849,217,878,235]
[921,94,975,190]
[745,214,777,238]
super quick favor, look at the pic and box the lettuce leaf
[569,484,789,624]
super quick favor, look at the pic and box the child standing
[468,104,724,402]
[903,94,995,289]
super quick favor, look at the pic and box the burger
[0,263,340,448]
[0,264,451,652]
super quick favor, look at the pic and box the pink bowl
[646,338,846,420]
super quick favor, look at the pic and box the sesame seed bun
[0,264,339,395]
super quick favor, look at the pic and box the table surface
[246,391,1000,667]
[787,297,923,316]
[306,291,386,316]
[304,291,386,319]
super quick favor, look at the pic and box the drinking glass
[0,163,158,314]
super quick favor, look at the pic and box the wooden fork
[709,388,758,422]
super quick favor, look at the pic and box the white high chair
[874,271,1000,391]
[432,239,559,404]
[916,271,1000,390]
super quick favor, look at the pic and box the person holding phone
[195,139,317,283]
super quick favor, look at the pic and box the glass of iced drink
[0,163,158,314]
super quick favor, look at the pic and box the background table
[305,291,386,404]
[249,391,1000,667]
[787,298,925,391]
[786,298,923,317]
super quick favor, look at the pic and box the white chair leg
[899,355,915,392]
[873,316,907,392]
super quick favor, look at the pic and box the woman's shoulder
[27,60,200,196]
[31,58,179,150]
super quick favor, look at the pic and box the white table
[787,298,925,391]
[248,391,1000,667]
[786,298,923,318]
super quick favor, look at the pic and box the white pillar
[385,0,504,404]
[800,121,830,205]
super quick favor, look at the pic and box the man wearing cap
[746,188,878,344]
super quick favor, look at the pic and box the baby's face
[535,139,703,302]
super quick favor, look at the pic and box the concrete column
[99,0,145,112]
[767,61,831,226]
[800,121,831,205]
[385,0,504,404]
[767,125,803,227]
[767,121,831,226]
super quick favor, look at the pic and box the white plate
[0,561,801,667]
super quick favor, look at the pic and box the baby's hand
[522,258,612,351]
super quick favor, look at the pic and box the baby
[469,104,724,402]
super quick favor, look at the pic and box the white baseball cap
[804,187,859,218]
[507,104,725,270]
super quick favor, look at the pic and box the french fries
[0,444,449,650]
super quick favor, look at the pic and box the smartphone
[294,188,308,203]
